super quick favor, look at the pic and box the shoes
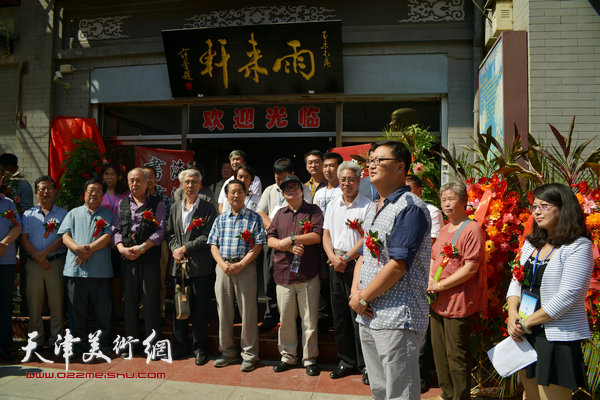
[362,370,369,385]
[258,319,278,332]
[329,364,356,379]
[306,364,320,376]
[241,360,256,372]
[273,361,295,372]
[195,353,207,366]
[213,353,237,368]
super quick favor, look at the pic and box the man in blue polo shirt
[20,176,68,348]
[0,196,21,360]
[58,178,113,354]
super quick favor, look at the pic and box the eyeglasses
[339,177,358,184]
[529,203,556,212]
[365,158,399,167]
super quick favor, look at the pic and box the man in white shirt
[312,152,343,332]
[217,150,262,214]
[256,158,311,332]
[313,152,343,214]
[323,162,373,385]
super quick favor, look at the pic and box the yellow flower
[485,240,496,253]
[586,213,600,229]
[486,226,499,237]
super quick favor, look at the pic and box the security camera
[54,71,63,81]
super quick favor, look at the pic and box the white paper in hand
[487,336,537,378]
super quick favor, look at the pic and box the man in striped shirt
[208,179,265,372]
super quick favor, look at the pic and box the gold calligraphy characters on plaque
[273,40,315,81]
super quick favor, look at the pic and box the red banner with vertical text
[134,147,194,198]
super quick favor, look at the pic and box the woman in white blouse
[506,183,593,400]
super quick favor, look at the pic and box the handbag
[174,259,191,320]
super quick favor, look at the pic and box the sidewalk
[1,352,442,400]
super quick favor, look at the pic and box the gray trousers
[26,256,65,345]
[359,324,424,400]
[214,260,259,362]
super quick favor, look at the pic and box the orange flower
[486,225,499,237]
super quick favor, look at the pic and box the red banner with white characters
[134,147,194,198]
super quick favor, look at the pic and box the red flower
[95,166,102,175]
[92,160,98,167]
[345,218,364,237]
[364,230,383,262]
[512,264,525,284]
[142,210,160,226]
[443,244,453,257]
[578,181,589,194]
[1,209,19,227]
[92,217,107,238]
[120,164,127,172]
[300,218,313,234]
[236,229,255,248]
[441,244,460,258]
[43,219,60,238]
[81,172,91,179]
[527,190,534,205]
[187,217,206,232]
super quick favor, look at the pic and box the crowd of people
[0,143,594,400]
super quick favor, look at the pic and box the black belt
[27,253,66,262]
[223,257,242,263]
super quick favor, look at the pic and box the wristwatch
[359,298,368,307]
[290,235,296,245]
[139,243,146,254]
[343,254,350,261]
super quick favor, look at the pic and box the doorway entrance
[188,136,334,189]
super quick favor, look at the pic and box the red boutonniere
[142,210,160,226]
[428,244,460,304]
[187,217,206,232]
[300,218,313,234]
[92,217,107,239]
[365,230,383,262]
[345,218,364,237]
[237,229,255,248]
[1,209,19,227]
[512,264,527,284]
[43,219,60,238]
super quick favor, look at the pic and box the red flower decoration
[1,209,19,227]
[345,218,364,237]
[236,229,255,248]
[187,217,206,232]
[364,230,383,262]
[92,217,107,238]
[300,218,313,234]
[43,219,60,238]
[442,244,460,258]
[512,264,525,284]
[81,172,91,179]
[142,210,160,226]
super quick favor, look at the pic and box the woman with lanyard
[222,164,260,213]
[426,181,486,400]
[100,162,129,320]
[507,184,593,400]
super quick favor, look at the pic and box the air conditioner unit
[485,0,513,47]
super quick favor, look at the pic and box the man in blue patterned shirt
[350,140,431,400]
[208,179,265,372]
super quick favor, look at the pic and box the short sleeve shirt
[0,197,20,264]
[313,186,341,214]
[21,205,68,256]
[267,201,323,285]
[356,186,431,333]
[430,220,485,318]
[58,205,113,278]
[323,194,374,252]
[207,207,266,259]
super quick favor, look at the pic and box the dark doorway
[188,136,334,189]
